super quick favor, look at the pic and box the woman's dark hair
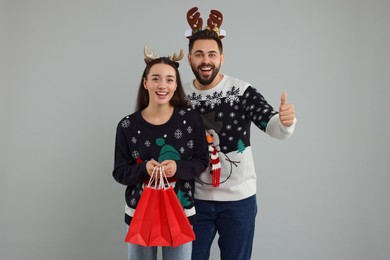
[188,29,223,54]
[135,57,189,111]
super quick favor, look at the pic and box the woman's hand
[145,159,161,176]
[160,160,177,178]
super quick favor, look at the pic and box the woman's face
[143,63,177,107]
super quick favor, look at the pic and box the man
[183,7,297,260]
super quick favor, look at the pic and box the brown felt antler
[185,7,226,39]
[207,10,223,31]
[187,7,203,33]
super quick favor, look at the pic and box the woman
[112,47,209,260]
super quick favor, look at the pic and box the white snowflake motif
[225,87,240,106]
[225,94,240,106]
[200,107,206,113]
[205,91,222,109]
[144,140,151,147]
[258,115,263,120]
[226,125,232,130]
[241,115,246,120]
[131,137,137,144]
[187,93,202,108]
[228,136,234,141]
[234,105,239,110]
[183,120,187,125]
[174,129,183,139]
[218,112,224,118]
[245,92,250,98]
[190,99,201,108]
[233,120,238,125]
[132,150,139,159]
[188,190,193,197]
[237,126,243,132]
[179,109,186,116]
[187,126,193,134]
[205,98,221,109]
[262,108,269,114]
[221,132,227,136]
[222,146,228,151]
[130,198,136,206]
[243,131,247,136]
[184,182,191,189]
[187,140,194,149]
[121,119,130,128]
[229,112,235,118]
[180,147,185,154]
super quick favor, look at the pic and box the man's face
[188,39,224,87]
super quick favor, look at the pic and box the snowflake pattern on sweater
[113,107,209,225]
[184,75,279,201]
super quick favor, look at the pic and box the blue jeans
[126,225,192,260]
[192,195,257,260]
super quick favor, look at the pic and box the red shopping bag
[125,167,160,246]
[161,170,195,247]
[148,187,172,246]
[124,185,157,246]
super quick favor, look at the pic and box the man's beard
[191,63,221,86]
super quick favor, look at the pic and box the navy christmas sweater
[113,107,209,225]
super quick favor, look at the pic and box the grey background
[1,0,389,259]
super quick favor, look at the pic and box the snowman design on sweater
[184,75,278,201]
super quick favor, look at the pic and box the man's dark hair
[188,29,223,54]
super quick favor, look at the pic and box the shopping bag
[125,167,159,246]
[148,169,172,246]
[161,168,196,247]
[124,186,156,245]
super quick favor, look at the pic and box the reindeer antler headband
[143,46,184,66]
[184,7,226,38]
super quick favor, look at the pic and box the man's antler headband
[184,7,226,39]
[143,46,184,66]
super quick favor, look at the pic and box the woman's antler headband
[144,46,184,65]
[184,7,226,38]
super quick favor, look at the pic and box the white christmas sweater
[184,75,295,201]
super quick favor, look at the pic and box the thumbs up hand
[279,92,295,127]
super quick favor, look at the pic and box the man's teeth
[201,67,212,71]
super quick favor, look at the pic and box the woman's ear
[143,77,147,89]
